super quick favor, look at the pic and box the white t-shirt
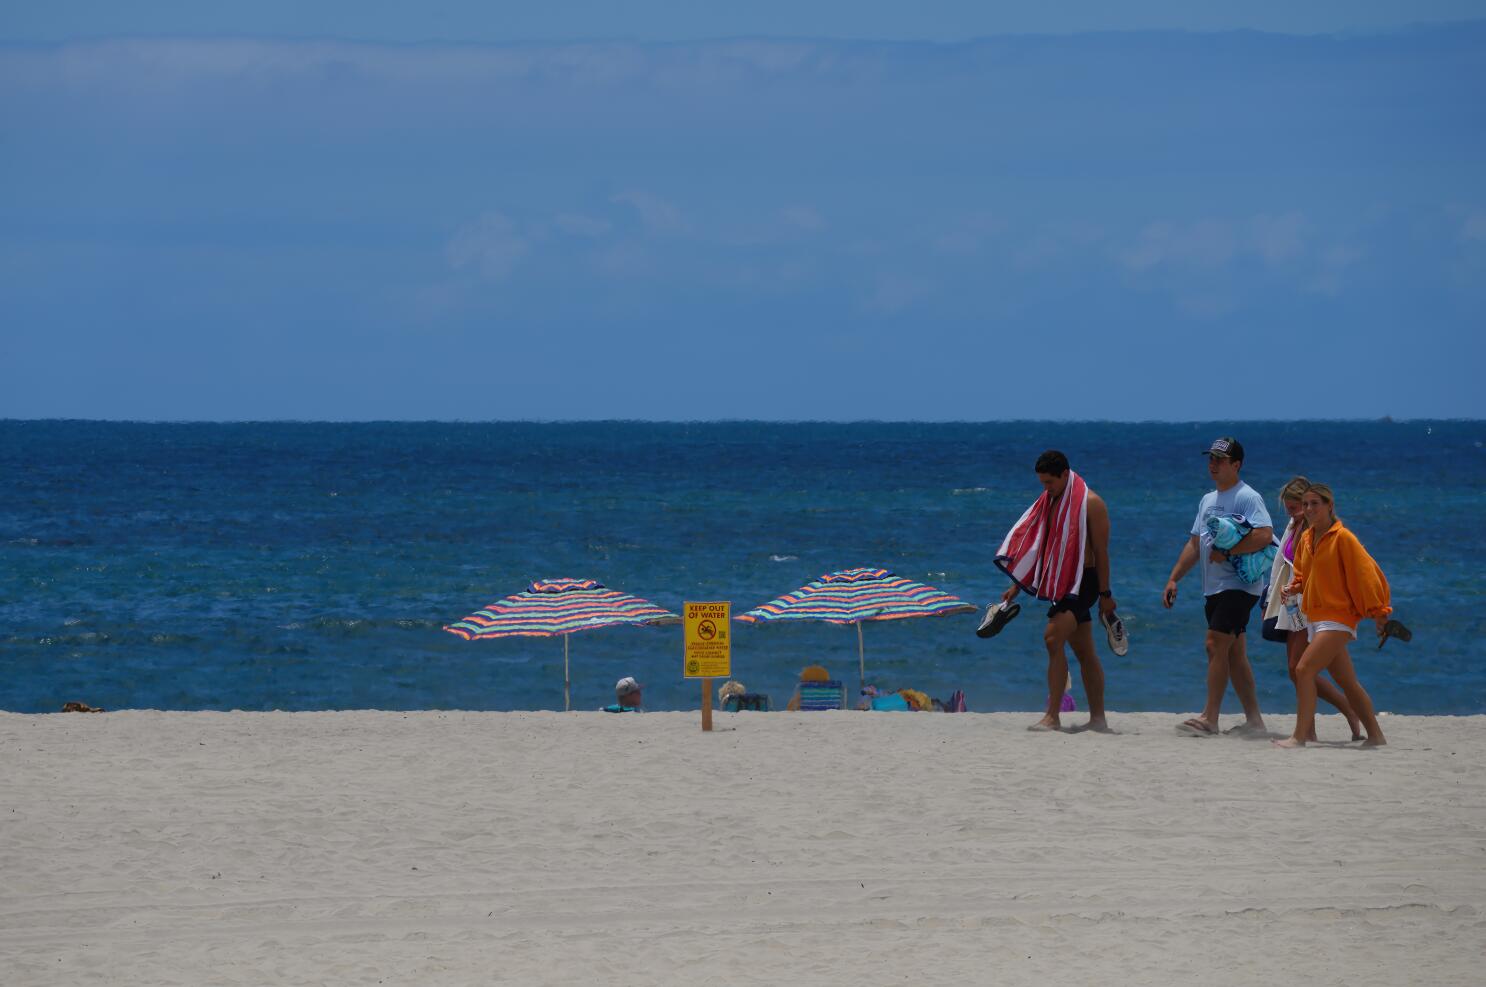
[1190,481,1272,597]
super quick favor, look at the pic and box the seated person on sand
[785,664,833,711]
[602,676,643,713]
[718,680,771,710]
[719,680,746,707]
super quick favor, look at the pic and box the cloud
[1249,212,1308,265]
[592,240,654,278]
[862,272,932,314]
[1119,220,1238,272]
[611,190,690,235]
[1306,243,1365,295]
[1461,208,1486,242]
[446,212,527,280]
[554,212,612,238]
[933,214,1005,256]
[778,205,826,232]
[1013,221,1104,268]
[1175,292,1237,319]
[1118,213,1317,274]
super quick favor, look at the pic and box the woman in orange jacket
[1274,484,1390,748]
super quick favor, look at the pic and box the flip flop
[1378,619,1412,649]
[975,601,1021,639]
[1175,717,1217,737]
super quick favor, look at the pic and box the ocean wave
[305,615,448,637]
[16,629,203,648]
[951,487,990,495]
[769,554,798,562]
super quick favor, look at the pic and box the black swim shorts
[1047,568,1100,625]
[1204,589,1259,636]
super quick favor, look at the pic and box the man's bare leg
[1227,633,1266,730]
[1068,621,1108,731]
[1031,611,1077,730]
[1198,628,1234,729]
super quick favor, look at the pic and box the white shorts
[1307,620,1356,641]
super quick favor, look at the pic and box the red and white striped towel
[994,471,1089,601]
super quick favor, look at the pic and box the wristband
[1098,590,1112,598]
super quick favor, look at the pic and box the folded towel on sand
[995,471,1088,602]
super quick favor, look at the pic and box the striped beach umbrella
[445,578,680,711]
[736,567,975,696]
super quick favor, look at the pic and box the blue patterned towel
[1206,514,1277,584]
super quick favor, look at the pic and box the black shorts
[1047,568,1099,625]
[1205,589,1259,636]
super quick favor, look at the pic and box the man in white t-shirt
[1162,437,1273,737]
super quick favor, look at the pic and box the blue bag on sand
[870,693,911,711]
[1205,514,1277,584]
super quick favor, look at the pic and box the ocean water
[2,420,1482,715]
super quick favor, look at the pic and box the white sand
[2,710,1482,986]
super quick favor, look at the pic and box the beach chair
[797,680,848,711]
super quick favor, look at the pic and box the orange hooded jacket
[1288,520,1392,627]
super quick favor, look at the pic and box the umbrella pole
[563,636,571,712]
[857,622,865,699]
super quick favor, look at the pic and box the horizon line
[2,416,1477,426]
[5,20,1484,48]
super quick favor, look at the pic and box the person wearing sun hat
[1162,436,1273,737]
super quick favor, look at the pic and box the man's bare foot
[1272,737,1306,749]
[1070,719,1116,734]
[1361,736,1387,747]
[1224,720,1270,738]
[1027,716,1062,732]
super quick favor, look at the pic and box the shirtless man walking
[995,450,1119,732]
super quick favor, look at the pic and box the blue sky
[2,3,1483,420]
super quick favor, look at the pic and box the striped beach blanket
[994,471,1089,602]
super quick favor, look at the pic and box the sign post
[683,601,731,732]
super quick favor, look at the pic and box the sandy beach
[2,709,1482,985]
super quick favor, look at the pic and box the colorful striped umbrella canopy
[736,567,975,696]
[444,578,680,711]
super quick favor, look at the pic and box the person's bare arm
[1087,492,1117,614]
[1164,535,1200,608]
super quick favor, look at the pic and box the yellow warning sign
[683,601,731,678]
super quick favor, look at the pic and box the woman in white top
[1263,476,1361,741]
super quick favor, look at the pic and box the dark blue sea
[2,420,1482,715]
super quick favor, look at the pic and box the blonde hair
[1304,483,1339,524]
[1279,475,1311,506]
[1279,475,1313,537]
